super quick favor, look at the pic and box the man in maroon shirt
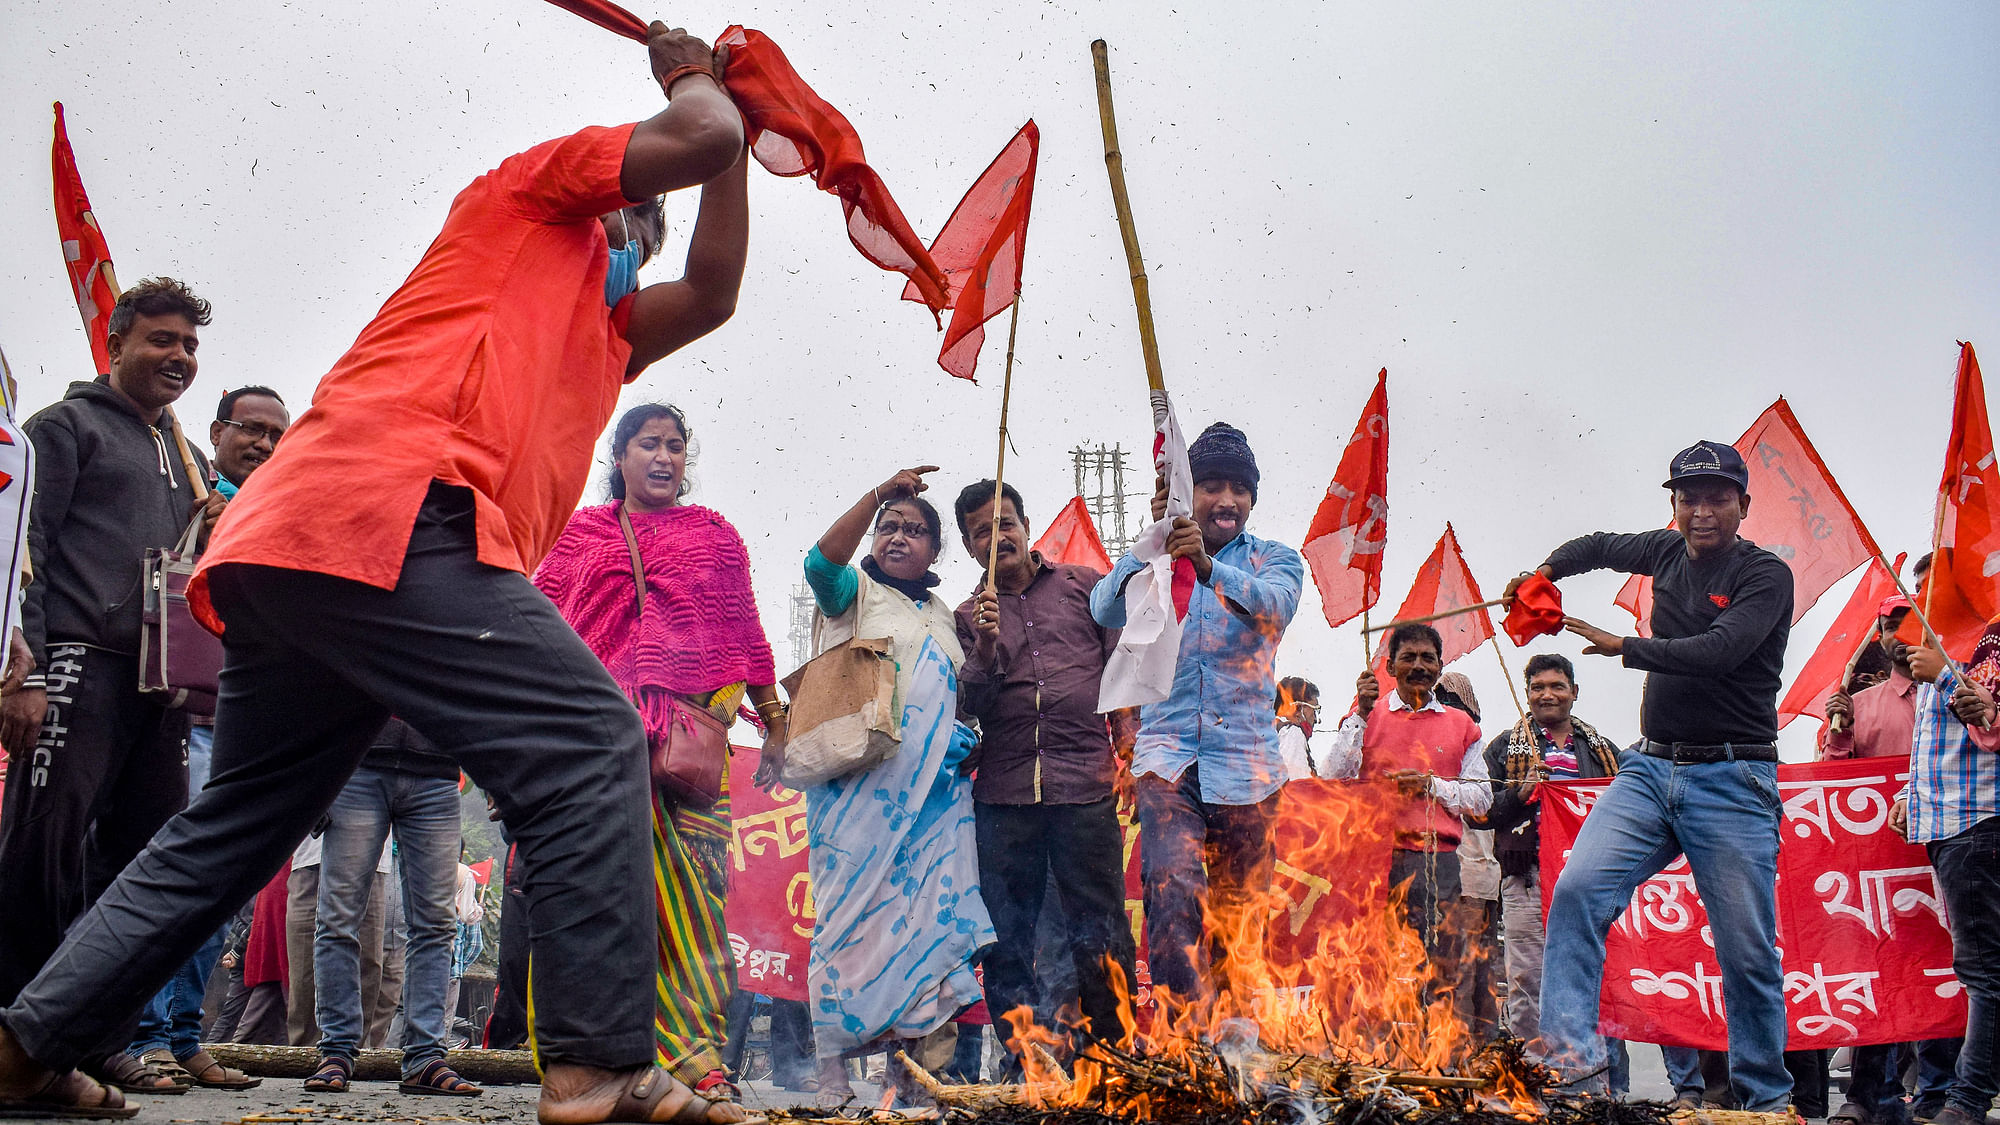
[954,481,1137,1063]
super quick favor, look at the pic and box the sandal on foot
[0,1069,139,1120]
[174,1050,260,1091]
[135,1051,192,1089]
[85,1054,186,1096]
[692,1071,739,1103]
[399,1060,481,1097]
[302,1055,352,1093]
[604,1067,759,1125]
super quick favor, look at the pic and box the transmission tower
[787,580,817,670]
[1070,443,1142,557]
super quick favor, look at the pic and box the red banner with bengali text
[724,745,813,1002]
[1538,757,1964,1049]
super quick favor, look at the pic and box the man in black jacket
[1506,440,1794,1112]
[1474,653,1619,1052]
[0,278,215,1094]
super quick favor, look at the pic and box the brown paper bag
[778,635,900,789]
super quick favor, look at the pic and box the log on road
[204,1043,539,1084]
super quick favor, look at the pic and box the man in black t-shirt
[1505,440,1794,1113]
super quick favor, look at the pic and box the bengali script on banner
[724,744,813,1002]
[1539,757,1964,1049]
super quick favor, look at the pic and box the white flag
[1097,389,1192,712]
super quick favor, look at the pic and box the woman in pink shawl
[534,404,785,1117]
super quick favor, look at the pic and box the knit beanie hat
[1187,422,1259,500]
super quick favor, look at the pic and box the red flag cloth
[1031,495,1113,574]
[1301,369,1390,628]
[1503,572,1563,646]
[898,122,1037,381]
[1371,523,1493,674]
[51,103,119,377]
[541,0,647,41]
[1899,344,2000,660]
[1614,398,1879,636]
[716,27,950,313]
[1779,556,1903,729]
[467,858,495,885]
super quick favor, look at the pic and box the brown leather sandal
[174,1050,260,1091]
[85,1054,185,1096]
[605,1067,758,1125]
[0,1069,139,1119]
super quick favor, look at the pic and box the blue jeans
[312,765,460,1076]
[132,724,225,1058]
[1540,753,1790,1111]
[1926,815,1999,1118]
[1662,1044,1703,1099]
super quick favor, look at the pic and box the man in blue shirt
[1090,423,1303,1021]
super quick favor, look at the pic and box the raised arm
[620,27,747,202]
[622,145,748,375]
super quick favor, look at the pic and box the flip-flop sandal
[398,1060,481,1097]
[0,1069,139,1119]
[173,1050,260,1091]
[301,1056,352,1093]
[691,1071,739,1103]
[603,1067,762,1125]
[86,1054,186,1096]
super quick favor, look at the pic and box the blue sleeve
[1207,543,1304,630]
[804,546,859,617]
[1090,553,1149,628]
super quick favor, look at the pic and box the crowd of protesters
[0,23,1993,1125]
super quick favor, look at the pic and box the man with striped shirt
[1900,636,2000,1125]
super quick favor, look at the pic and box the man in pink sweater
[1324,622,1490,991]
[1819,556,1928,761]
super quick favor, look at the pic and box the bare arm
[620,28,745,202]
[623,146,749,374]
[818,466,937,566]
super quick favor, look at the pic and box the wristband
[662,64,714,95]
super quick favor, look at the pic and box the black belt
[1641,739,1777,764]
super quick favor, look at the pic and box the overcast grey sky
[4,1,1996,757]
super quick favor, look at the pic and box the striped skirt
[649,774,736,1083]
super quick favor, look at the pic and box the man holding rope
[0,23,751,1124]
[1505,440,1794,1112]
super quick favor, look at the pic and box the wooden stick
[1360,596,1509,633]
[1490,636,1527,722]
[164,406,210,503]
[1829,620,1883,734]
[1091,40,1165,394]
[1361,607,1373,662]
[985,289,1025,589]
[1883,550,1964,680]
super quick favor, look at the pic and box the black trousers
[0,484,656,1071]
[974,797,1137,1050]
[0,644,188,1014]
[484,843,531,1050]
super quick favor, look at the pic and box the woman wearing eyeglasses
[797,466,993,1104]
[532,403,783,1122]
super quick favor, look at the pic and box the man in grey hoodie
[0,278,215,1095]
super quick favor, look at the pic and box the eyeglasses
[220,419,285,445]
[873,521,932,541]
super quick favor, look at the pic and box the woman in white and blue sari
[796,465,993,1102]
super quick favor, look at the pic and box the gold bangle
[755,700,787,716]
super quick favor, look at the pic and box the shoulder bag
[622,504,726,808]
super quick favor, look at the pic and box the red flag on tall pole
[52,103,121,376]
[1371,523,1493,673]
[1301,369,1389,627]
[1779,556,1903,729]
[1614,398,1879,636]
[1031,495,1113,574]
[1902,343,2000,659]
[902,122,1037,381]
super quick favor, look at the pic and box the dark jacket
[21,380,210,667]
[365,717,460,782]
[1480,723,1619,878]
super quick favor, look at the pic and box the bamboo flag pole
[1828,620,1883,735]
[1361,607,1373,662]
[984,289,1026,588]
[1489,636,1527,723]
[1360,596,1509,634]
[1091,40,1165,396]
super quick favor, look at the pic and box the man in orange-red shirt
[0,23,751,1125]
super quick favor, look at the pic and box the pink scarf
[534,503,776,700]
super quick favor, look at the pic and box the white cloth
[1279,723,1331,780]
[453,863,485,924]
[1097,388,1192,711]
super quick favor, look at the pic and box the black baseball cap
[1662,441,1750,492]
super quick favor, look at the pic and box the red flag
[540,0,647,40]
[1613,398,1879,636]
[1372,524,1493,674]
[1779,555,1903,729]
[1301,370,1389,627]
[715,27,950,312]
[1896,343,2000,659]
[467,858,495,885]
[1031,495,1112,574]
[899,122,1037,381]
[1503,572,1563,646]
[52,103,120,377]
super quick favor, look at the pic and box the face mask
[603,210,641,307]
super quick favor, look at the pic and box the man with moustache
[1089,423,1304,1019]
[952,481,1137,1063]
[1323,625,1490,987]
[1506,441,1794,1112]
[0,279,216,1096]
